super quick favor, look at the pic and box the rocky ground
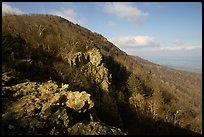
[2,73,126,135]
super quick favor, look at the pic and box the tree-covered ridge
[2,15,202,135]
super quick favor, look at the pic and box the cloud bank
[110,35,201,52]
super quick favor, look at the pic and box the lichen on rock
[65,91,94,113]
[87,48,102,67]
[2,78,125,135]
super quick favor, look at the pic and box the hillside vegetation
[2,15,202,135]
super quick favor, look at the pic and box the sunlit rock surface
[2,79,125,135]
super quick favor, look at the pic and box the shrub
[127,73,144,95]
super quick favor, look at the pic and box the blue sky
[2,2,202,59]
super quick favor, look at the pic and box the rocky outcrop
[86,48,110,91]
[2,46,123,134]
[62,48,123,127]
[68,52,88,67]
[87,48,102,67]
[65,48,111,92]
[2,79,125,135]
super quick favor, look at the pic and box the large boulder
[66,91,94,113]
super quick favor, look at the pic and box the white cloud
[110,35,159,49]
[2,3,23,15]
[51,8,87,25]
[104,2,148,23]
[109,35,201,53]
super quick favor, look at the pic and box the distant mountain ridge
[2,14,202,135]
[133,55,202,74]
[131,55,202,73]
